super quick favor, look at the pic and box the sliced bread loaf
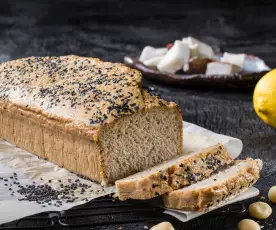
[115,144,233,200]
[0,56,183,185]
[163,158,262,211]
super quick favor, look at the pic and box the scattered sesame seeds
[1,173,105,207]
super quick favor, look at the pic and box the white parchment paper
[0,121,250,224]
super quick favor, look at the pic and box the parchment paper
[0,121,252,224]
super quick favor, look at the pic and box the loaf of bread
[0,55,183,185]
[116,144,233,200]
[163,158,262,211]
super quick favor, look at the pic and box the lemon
[253,69,276,127]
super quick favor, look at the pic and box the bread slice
[163,158,262,211]
[0,55,183,185]
[115,144,233,200]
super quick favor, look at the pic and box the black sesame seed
[160,175,167,180]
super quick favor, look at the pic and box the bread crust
[163,158,262,211]
[115,144,233,200]
[0,55,144,140]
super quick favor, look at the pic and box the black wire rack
[0,196,246,229]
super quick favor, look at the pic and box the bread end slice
[163,158,262,211]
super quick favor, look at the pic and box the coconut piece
[220,53,245,68]
[157,41,190,73]
[182,37,214,59]
[185,57,213,74]
[206,62,241,75]
[139,46,168,62]
[143,55,164,67]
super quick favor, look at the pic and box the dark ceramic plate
[124,56,269,90]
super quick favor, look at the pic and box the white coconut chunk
[206,62,241,75]
[220,53,245,68]
[182,38,199,58]
[243,55,271,73]
[143,55,165,67]
[190,43,200,58]
[157,41,190,73]
[182,37,214,59]
[139,46,168,62]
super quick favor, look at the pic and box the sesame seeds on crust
[0,55,144,127]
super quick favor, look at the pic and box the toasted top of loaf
[0,55,178,139]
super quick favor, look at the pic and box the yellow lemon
[253,69,276,127]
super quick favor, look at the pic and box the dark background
[0,0,276,229]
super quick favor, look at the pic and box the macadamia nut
[238,219,260,230]
[249,202,272,220]
[268,186,276,203]
[150,222,175,230]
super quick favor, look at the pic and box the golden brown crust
[0,55,144,140]
[116,144,233,200]
[0,109,103,182]
[163,158,262,211]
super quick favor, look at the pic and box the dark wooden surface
[0,0,276,229]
